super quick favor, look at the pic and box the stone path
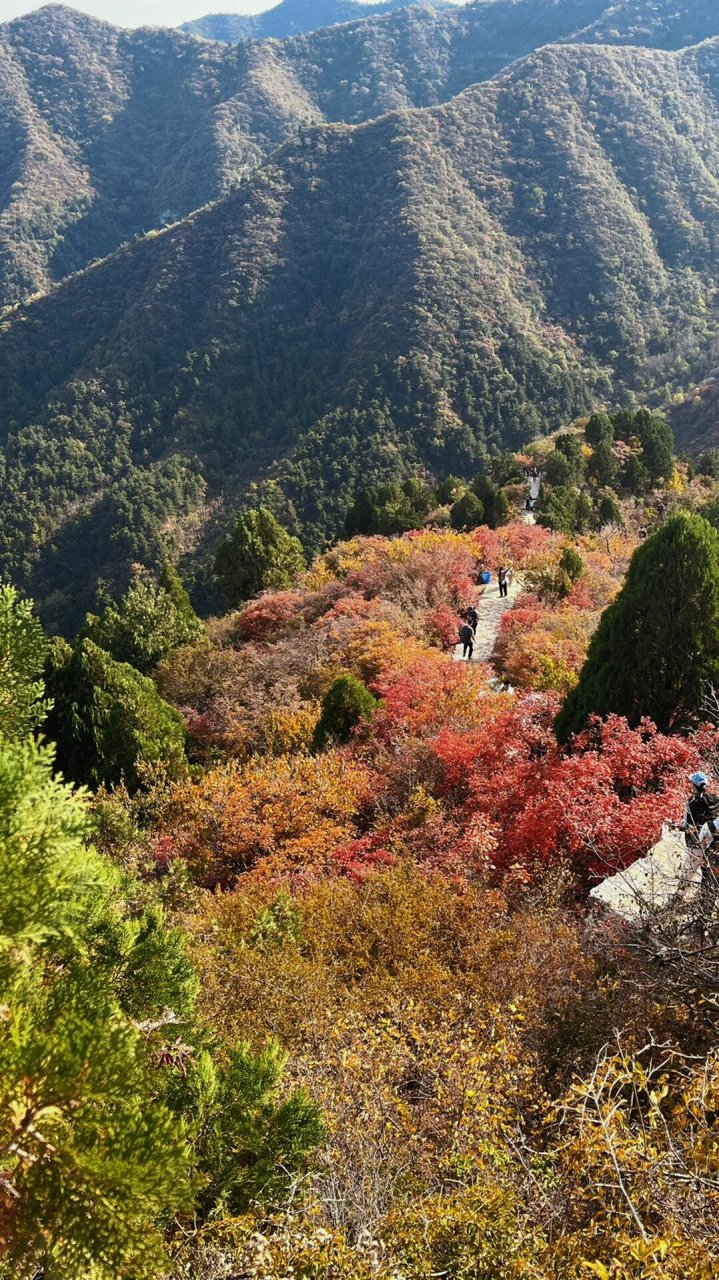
[590,824,702,926]
[452,574,523,664]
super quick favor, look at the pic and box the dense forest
[3,1,719,304]
[2,31,719,627]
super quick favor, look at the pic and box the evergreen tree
[641,422,674,485]
[401,477,434,519]
[556,512,719,739]
[0,584,48,742]
[575,491,597,534]
[215,507,305,606]
[435,476,466,505]
[537,486,577,534]
[489,487,511,528]
[621,453,649,496]
[488,451,524,487]
[192,1040,324,1218]
[451,491,485,531]
[0,739,323,1273]
[89,564,204,674]
[345,488,376,536]
[554,432,584,480]
[313,674,379,751]
[633,411,675,484]
[598,491,623,527]
[559,547,584,583]
[371,483,426,536]
[544,449,576,488]
[611,408,637,439]
[587,439,618,489]
[585,411,613,447]
[45,638,188,790]
[699,448,719,479]
[0,737,192,1277]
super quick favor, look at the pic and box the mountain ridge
[1,35,719,627]
[180,0,456,43]
[4,0,719,306]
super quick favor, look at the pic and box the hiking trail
[452,573,522,664]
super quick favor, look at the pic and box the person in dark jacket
[466,605,479,635]
[459,621,474,660]
[673,772,719,928]
[675,772,719,840]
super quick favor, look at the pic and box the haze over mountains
[2,0,719,627]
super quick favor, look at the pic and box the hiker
[672,771,719,926]
[466,605,479,635]
[498,566,509,598]
[459,620,474,660]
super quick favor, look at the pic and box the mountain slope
[2,38,719,628]
[574,0,719,50]
[5,0,719,306]
[180,0,455,42]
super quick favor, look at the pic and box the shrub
[313,674,379,750]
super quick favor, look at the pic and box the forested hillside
[4,0,719,304]
[2,35,719,628]
[180,0,454,42]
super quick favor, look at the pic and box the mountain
[2,37,719,630]
[180,0,455,43]
[4,0,719,307]
[182,0,719,47]
[573,0,719,50]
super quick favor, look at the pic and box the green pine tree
[556,512,719,739]
[0,584,49,742]
[585,411,613,447]
[190,1039,324,1218]
[450,491,485,531]
[587,439,618,489]
[537,485,577,534]
[313,674,379,751]
[215,506,305,605]
[0,737,193,1277]
[89,565,204,674]
[45,638,188,790]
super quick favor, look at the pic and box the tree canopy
[556,512,719,738]
[0,584,48,742]
[215,508,306,606]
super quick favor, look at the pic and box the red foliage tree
[434,701,698,883]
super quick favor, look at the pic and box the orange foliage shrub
[155,752,374,887]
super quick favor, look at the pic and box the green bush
[312,674,379,751]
